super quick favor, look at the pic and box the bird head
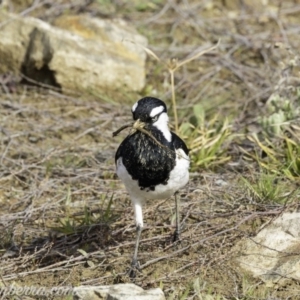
[131,97,171,141]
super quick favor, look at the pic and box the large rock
[234,212,300,287]
[0,12,147,92]
[1,0,34,12]
[73,284,165,300]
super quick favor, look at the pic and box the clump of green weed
[54,192,115,235]
[241,171,299,204]
[180,104,232,169]
[254,46,300,179]
[247,134,300,180]
[283,137,300,178]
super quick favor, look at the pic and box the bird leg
[129,224,142,278]
[128,201,143,278]
[173,192,180,242]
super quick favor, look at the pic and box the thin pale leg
[173,192,180,242]
[129,200,143,278]
[131,225,143,269]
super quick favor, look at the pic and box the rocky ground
[1,1,300,299]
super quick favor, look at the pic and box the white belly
[116,149,189,202]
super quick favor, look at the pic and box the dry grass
[1,0,300,299]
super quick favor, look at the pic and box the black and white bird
[115,96,189,275]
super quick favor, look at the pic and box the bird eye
[151,115,159,122]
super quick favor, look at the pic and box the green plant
[53,193,115,235]
[239,275,275,300]
[180,104,232,169]
[101,193,114,223]
[260,92,299,136]
[283,137,300,178]
[246,134,300,180]
[241,171,299,204]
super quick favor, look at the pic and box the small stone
[215,179,228,186]
[73,284,165,300]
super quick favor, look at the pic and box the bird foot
[127,259,141,279]
[172,230,180,243]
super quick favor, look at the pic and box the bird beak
[133,119,145,130]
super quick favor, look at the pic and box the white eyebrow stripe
[150,105,164,117]
[132,102,138,112]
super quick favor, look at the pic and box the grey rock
[234,212,300,287]
[73,284,165,300]
[0,12,147,92]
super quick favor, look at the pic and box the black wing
[171,132,189,156]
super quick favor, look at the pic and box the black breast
[116,128,176,190]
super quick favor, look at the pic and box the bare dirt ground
[1,1,300,299]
